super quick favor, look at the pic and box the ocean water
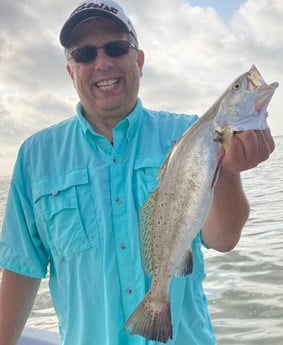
[0,136,282,344]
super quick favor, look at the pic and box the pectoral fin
[175,249,193,276]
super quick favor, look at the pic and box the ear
[137,49,145,77]
[67,63,74,80]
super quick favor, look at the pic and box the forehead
[69,18,129,46]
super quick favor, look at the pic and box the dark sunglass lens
[71,46,97,63]
[105,41,130,57]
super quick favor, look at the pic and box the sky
[0,0,282,176]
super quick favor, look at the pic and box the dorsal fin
[139,189,159,275]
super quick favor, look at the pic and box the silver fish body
[125,65,278,343]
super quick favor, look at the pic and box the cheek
[71,65,88,88]
[135,64,143,82]
[128,59,143,81]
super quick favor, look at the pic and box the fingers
[260,127,275,157]
[240,128,275,163]
[222,129,275,173]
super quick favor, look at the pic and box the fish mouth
[269,81,280,90]
[247,65,279,111]
[254,87,277,112]
[247,65,278,90]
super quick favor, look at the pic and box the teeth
[96,79,119,89]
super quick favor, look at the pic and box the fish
[125,65,279,343]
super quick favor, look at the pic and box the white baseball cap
[60,0,138,47]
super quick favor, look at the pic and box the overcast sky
[0,0,282,176]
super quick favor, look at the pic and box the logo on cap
[71,2,119,17]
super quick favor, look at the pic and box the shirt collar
[75,99,143,143]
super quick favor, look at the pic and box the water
[204,135,283,344]
[0,137,283,344]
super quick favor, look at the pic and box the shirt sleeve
[0,144,49,278]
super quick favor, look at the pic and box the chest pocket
[33,169,98,258]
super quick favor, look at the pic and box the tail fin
[125,292,172,343]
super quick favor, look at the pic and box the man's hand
[221,128,275,173]
[0,270,41,345]
[202,128,275,252]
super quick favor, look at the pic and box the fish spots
[156,216,167,227]
[156,211,168,227]
[153,233,162,241]
[164,192,174,197]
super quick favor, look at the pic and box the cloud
[0,0,282,176]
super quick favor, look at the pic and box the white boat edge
[18,327,59,345]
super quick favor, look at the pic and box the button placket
[115,198,122,205]
[120,242,127,250]
[109,140,140,315]
[125,287,133,295]
[113,157,119,164]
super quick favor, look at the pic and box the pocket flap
[134,156,164,170]
[33,168,88,203]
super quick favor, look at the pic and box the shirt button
[120,243,127,250]
[125,288,132,295]
[51,191,58,196]
[115,198,122,205]
[113,157,119,163]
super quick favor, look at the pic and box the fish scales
[125,65,279,343]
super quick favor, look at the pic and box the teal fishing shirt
[0,99,217,345]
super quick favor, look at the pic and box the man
[0,1,275,344]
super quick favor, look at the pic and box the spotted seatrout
[125,65,278,343]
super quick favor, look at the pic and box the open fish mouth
[254,88,278,112]
[247,64,279,91]
[246,66,279,114]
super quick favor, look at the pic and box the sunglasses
[70,40,137,63]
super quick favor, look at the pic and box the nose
[94,48,114,71]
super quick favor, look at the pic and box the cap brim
[60,9,130,47]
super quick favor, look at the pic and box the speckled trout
[125,65,278,343]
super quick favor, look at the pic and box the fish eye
[232,81,242,90]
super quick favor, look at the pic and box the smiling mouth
[95,78,120,90]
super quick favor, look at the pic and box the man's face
[67,18,144,125]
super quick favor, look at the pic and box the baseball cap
[60,0,138,48]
